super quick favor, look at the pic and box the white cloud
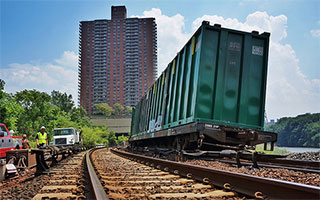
[136,9,319,119]
[132,8,191,75]
[54,51,78,68]
[1,10,318,119]
[310,29,320,38]
[192,11,287,42]
[192,12,319,119]
[191,11,319,119]
[0,51,78,104]
[267,42,320,118]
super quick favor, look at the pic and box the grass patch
[253,144,289,155]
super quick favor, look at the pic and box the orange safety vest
[22,139,29,149]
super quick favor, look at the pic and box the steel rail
[86,148,109,200]
[111,149,320,200]
[258,158,320,170]
[182,150,319,171]
[214,159,320,174]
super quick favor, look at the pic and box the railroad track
[91,148,239,199]
[0,148,106,199]
[147,148,319,173]
[8,147,317,199]
[31,151,90,200]
[214,157,320,174]
[96,148,319,200]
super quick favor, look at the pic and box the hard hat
[41,126,45,129]
[22,134,27,139]
[9,130,14,135]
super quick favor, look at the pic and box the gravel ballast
[287,151,320,161]
[184,159,320,186]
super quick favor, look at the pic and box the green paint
[131,22,270,137]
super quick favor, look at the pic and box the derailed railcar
[130,21,277,151]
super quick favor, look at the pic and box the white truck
[52,127,81,146]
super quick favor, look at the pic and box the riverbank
[255,145,289,154]
[255,145,319,154]
[254,145,319,161]
[277,147,319,153]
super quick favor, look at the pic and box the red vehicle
[0,123,22,158]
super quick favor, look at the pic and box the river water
[278,147,319,153]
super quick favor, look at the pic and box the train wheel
[52,154,59,164]
[7,156,17,165]
[17,155,27,169]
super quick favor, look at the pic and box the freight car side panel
[131,22,270,138]
[194,27,269,130]
[238,37,268,127]
[195,28,219,120]
[198,30,247,126]
[221,33,243,123]
[187,35,202,121]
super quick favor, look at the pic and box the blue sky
[1,0,319,119]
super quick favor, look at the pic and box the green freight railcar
[130,21,277,151]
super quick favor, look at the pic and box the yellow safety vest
[37,132,47,144]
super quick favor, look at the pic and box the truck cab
[0,123,22,158]
[52,127,80,146]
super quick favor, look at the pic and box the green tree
[0,79,5,91]
[266,113,320,148]
[81,126,96,146]
[70,107,92,127]
[125,106,132,115]
[15,90,52,137]
[54,112,76,128]
[107,131,117,146]
[117,135,128,145]
[0,79,6,115]
[0,88,120,147]
[113,103,124,116]
[94,126,110,146]
[81,126,111,146]
[94,103,114,116]
[51,90,74,113]
[0,92,24,131]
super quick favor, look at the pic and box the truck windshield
[53,129,74,136]
[0,125,8,136]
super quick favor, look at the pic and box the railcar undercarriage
[129,122,278,165]
[130,122,277,150]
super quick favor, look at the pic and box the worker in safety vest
[36,126,48,148]
[22,134,31,149]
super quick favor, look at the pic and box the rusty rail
[215,159,319,174]
[182,149,319,172]
[258,157,320,170]
[86,148,109,200]
[111,149,320,200]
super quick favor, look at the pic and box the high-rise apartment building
[78,6,157,116]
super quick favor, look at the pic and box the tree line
[94,102,132,117]
[266,113,320,148]
[0,79,127,147]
